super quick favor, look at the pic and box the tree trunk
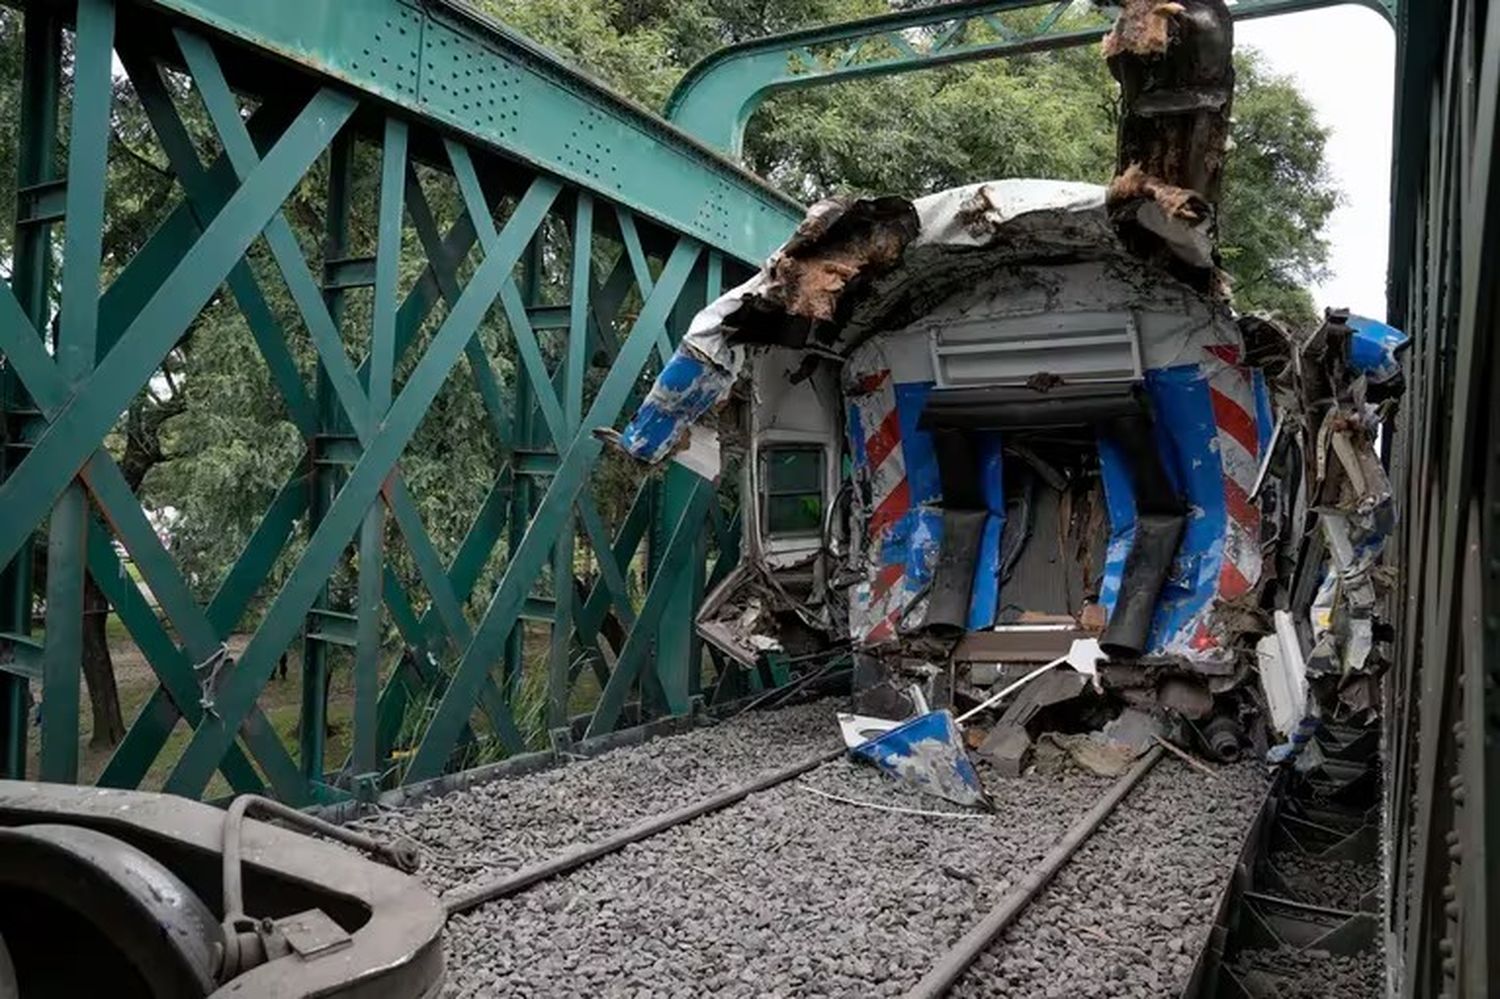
[81,572,125,749]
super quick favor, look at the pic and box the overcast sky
[1232,4,1397,318]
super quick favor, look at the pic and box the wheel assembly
[0,782,445,998]
[0,824,222,997]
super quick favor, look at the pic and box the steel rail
[441,745,844,916]
[904,744,1166,998]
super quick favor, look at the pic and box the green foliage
[1219,51,1340,329]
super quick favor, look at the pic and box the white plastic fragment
[836,712,903,750]
[1257,610,1309,738]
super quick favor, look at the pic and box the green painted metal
[0,0,1412,806]
[403,237,702,783]
[37,0,112,783]
[133,0,802,265]
[0,86,356,573]
[0,6,58,781]
[664,0,1399,156]
[0,0,775,802]
[354,117,408,778]
[587,474,714,738]
[161,164,560,797]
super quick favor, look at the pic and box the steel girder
[663,0,1399,157]
[0,0,745,802]
[126,0,804,264]
[1383,1,1500,994]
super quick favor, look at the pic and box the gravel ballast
[356,699,1268,997]
[441,758,1112,998]
[1270,849,1377,912]
[951,760,1267,999]
[1226,946,1384,999]
[348,701,842,894]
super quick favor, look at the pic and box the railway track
[349,703,1266,997]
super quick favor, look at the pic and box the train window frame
[759,445,826,539]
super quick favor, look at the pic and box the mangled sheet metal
[1257,310,1407,735]
[605,0,1407,762]
[614,178,1265,671]
[603,196,918,476]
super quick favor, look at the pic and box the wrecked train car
[607,0,1406,757]
[606,178,1406,757]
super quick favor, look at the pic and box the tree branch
[109,129,174,180]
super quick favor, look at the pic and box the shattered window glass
[762,447,824,537]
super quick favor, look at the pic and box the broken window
[761,446,825,538]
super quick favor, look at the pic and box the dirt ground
[23,618,356,796]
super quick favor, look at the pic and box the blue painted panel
[968,433,1005,630]
[1141,365,1226,649]
[616,348,733,463]
[1346,314,1409,382]
[846,400,868,467]
[968,514,1004,630]
[1252,368,1274,456]
[1097,435,1137,619]
[878,506,944,586]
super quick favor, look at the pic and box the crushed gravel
[347,700,841,893]
[1226,946,1384,999]
[951,759,1268,999]
[355,699,1269,997]
[1271,849,1377,912]
[440,758,1113,998]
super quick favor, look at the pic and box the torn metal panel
[1344,313,1410,385]
[849,709,988,807]
[1257,610,1308,739]
[694,559,829,669]
[609,195,919,468]
[609,339,739,466]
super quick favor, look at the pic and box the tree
[1218,51,1340,328]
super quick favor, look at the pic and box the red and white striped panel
[1204,344,1263,601]
[851,369,910,538]
[847,368,913,646]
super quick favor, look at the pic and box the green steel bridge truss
[0,0,801,804]
[664,0,1398,156]
[0,0,1407,811]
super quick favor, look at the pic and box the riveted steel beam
[129,0,803,264]
[664,0,1399,156]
